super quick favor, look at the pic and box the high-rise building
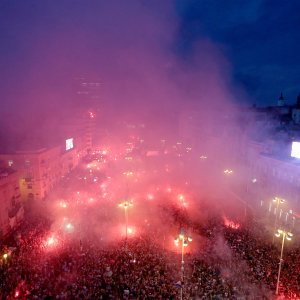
[73,77,103,112]
[72,76,103,150]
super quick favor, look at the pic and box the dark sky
[0,0,299,118]
[175,0,300,106]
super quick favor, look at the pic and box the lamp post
[118,200,133,241]
[272,197,285,243]
[174,228,192,300]
[274,229,293,295]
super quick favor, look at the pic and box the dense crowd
[2,206,300,299]
[1,223,180,299]
[1,149,300,299]
[223,222,300,299]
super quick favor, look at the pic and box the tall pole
[276,232,285,295]
[272,201,279,243]
[181,240,184,300]
[272,198,284,243]
[118,200,132,248]
[174,229,191,300]
[125,207,128,241]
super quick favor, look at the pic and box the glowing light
[147,194,154,200]
[174,229,192,250]
[120,225,136,238]
[15,290,19,298]
[65,138,74,151]
[89,111,95,119]
[59,201,67,208]
[123,171,134,177]
[3,253,8,259]
[223,216,240,229]
[273,197,285,204]
[65,223,74,231]
[224,169,233,175]
[276,229,293,238]
[44,235,59,249]
[46,237,56,246]
[178,194,184,201]
[166,187,172,193]
[291,141,300,158]
[177,194,188,207]
[119,200,133,209]
[200,155,207,159]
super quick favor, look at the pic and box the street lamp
[272,197,285,243]
[118,200,133,241]
[174,228,192,300]
[177,194,188,208]
[274,229,293,295]
[224,169,233,175]
[273,197,285,214]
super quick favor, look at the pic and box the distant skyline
[0,0,299,117]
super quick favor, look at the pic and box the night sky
[175,0,300,106]
[0,0,299,118]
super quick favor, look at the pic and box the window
[8,160,13,167]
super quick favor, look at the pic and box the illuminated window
[8,160,13,167]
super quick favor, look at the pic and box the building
[178,93,300,213]
[73,77,102,112]
[0,136,86,202]
[71,76,103,151]
[0,168,23,236]
[291,94,300,124]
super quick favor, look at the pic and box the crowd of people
[1,221,181,299]
[2,203,300,299]
[223,221,300,299]
[1,144,300,299]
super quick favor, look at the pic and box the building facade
[0,136,87,202]
[0,169,23,236]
